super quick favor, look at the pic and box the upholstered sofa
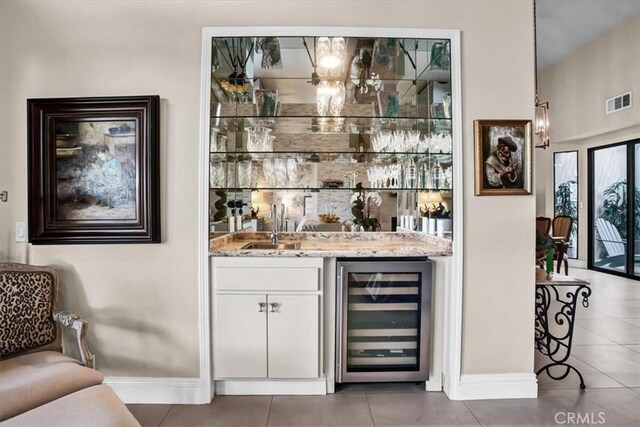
[0,262,139,426]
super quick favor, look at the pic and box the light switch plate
[15,222,26,242]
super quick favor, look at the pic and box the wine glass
[287,158,298,186]
[262,159,276,187]
[275,159,288,188]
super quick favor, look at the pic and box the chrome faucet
[270,204,278,244]
[280,203,285,232]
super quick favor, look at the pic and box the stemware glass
[287,158,298,186]
[209,163,225,188]
[431,161,444,189]
[262,159,276,187]
[407,130,421,152]
[274,158,288,188]
[237,161,252,188]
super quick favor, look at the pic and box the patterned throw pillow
[0,267,57,358]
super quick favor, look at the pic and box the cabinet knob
[269,302,279,313]
[258,302,266,312]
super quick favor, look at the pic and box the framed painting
[474,119,532,196]
[28,96,160,244]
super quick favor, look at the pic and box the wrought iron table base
[536,362,586,389]
[535,280,591,388]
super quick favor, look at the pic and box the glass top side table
[535,268,592,389]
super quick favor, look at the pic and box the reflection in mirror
[208,36,453,234]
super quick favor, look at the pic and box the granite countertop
[210,231,453,257]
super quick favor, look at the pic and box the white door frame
[198,27,464,402]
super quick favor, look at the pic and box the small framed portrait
[474,119,532,196]
[27,96,160,244]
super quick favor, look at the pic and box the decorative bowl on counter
[319,213,340,223]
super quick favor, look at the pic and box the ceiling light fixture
[534,0,550,149]
[316,37,346,77]
[302,37,346,118]
[316,80,345,116]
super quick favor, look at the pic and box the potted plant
[599,180,640,239]
[536,229,554,268]
[351,183,381,231]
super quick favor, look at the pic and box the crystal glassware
[287,158,298,186]
[237,161,252,188]
[262,159,276,187]
[274,158,288,188]
[246,126,273,152]
[209,162,226,188]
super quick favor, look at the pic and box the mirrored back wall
[208,35,454,234]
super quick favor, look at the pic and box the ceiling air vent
[606,92,632,114]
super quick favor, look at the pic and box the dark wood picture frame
[474,119,532,196]
[28,96,160,244]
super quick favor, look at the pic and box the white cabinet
[215,294,267,378]
[267,294,319,378]
[212,257,322,380]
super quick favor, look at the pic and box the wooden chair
[536,217,552,268]
[536,216,552,237]
[552,215,574,274]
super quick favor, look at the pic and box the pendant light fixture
[302,37,346,117]
[534,0,550,149]
[316,37,346,78]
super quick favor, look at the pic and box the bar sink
[241,242,301,250]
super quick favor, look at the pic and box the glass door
[553,151,578,258]
[588,140,640,279]
[336,260,431,382]
[635,143,640,276]
[346,272,421,371]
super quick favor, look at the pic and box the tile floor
[128,268,640,426]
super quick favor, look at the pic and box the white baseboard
[215,378,327,395]
[104,377,208,404]
[425,373,443,391]
[457,373,538,400]
[568,259,587,268]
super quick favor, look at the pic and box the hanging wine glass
[287,158,298,186]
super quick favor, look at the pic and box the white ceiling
[537,0,640,69]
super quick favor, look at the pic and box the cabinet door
[215,294,267,378]
[267,295,319,378]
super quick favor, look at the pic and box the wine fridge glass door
[337,260,431,383]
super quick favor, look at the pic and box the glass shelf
[211,113,453,120]
[212,187,454,192]
[210,151,453,158]
[211,117,451,137]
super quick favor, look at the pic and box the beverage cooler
[336,258,432,383]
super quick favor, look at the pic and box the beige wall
[0,1,535,379]
[537,14,640,261]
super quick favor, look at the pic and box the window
[553,151,578,258]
